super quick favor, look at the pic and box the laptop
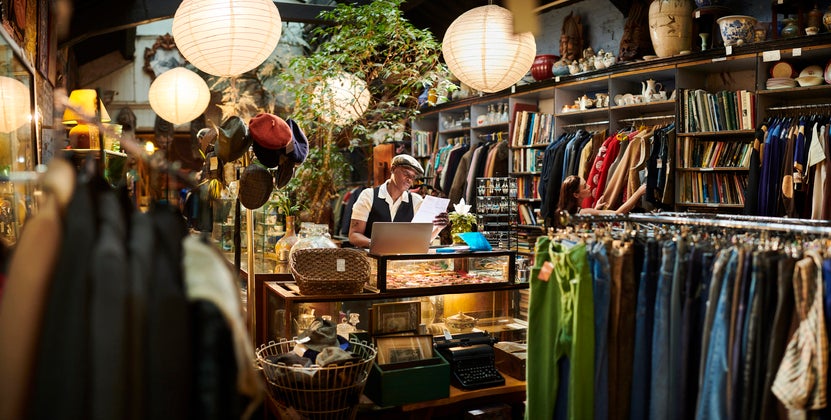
[369,222,433,255]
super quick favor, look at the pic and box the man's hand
[433,211,449,228]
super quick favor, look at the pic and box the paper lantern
[0,76,30,133]
[442,5,536,93]
[313,72,371,126]
[172,0,282,77]
[148,67,211,125]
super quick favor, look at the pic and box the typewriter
[434,332,505,390]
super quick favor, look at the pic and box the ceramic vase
[781,18,799,38]
[274,215,298,263]
[531,54,558,81]
[648,0,693,58]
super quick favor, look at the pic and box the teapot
[641,78,663,103]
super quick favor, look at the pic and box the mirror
[0,28,36,245]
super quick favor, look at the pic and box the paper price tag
[537,261,554,282]
[555,76,561,82]
[725,45,733,55]
[694,10,700,18]
[793,48,802,57]
[778,0,783,4]
[763,50,781,62]
[336,258,346,272]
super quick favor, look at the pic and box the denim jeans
[589,241,611,420]
[629,239,660,420]
[650,240,677,420]
[696,248,740,420]
[609,241,637,420]
[697,248,732,391]
[669,239,689,419]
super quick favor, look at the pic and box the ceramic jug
[642,79,663,102]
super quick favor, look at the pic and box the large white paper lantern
[0,76,30,133]
[442,5,536,93]
[148,67,211,125]
[313,72,371,126]
[172,0,282,77]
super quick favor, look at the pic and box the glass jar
[289,222,337,260]
[274,215,298,263]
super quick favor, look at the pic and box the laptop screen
[369,222,433,255]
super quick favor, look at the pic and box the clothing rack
[655,211,831,227]
[618,114,675,123]
[560,120,610,129]
[563,211,831,236]
[767,103,831,112]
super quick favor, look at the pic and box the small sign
[763,50,781,62]
[793,48,802,57]
[725,45,733,55]
[336,258,346,272]
[555,76,561,82]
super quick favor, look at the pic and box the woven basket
[290,248,370,295]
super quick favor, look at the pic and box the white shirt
[351,180,424,222]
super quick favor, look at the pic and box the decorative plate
[770,61,795,78]
[825,60,831,84]
[799,65,823,78]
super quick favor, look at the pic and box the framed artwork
[375,335,434,366]
[371,300,420,336]
[143,34,185,80]
[36,0,55,83]
[1,0,26,47]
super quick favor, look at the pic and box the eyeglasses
[395,167,419,182]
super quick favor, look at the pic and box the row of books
[679,139,752,168]
[516,177,540,200]
[412,130,434,157]
[511,111,555,147]
[511,149,545,173]
[681,89,756,133]
[679,172,747,205]
[517,203,540,226]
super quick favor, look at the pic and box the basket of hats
[256,318,377,420]
[290,248,370,295]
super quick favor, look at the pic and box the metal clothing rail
[655,211,831,227]
[564,212,831,236]
[618,114,675,123]
[560,120,610,129]
[767,103,831,112]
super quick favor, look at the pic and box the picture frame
[375,335,434,366]
[371,300,420,336]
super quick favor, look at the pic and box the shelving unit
[475,177,517,250]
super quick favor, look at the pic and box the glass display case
[262,281,528,346]
[367,249,516,292]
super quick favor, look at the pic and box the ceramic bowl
[795,76,824,87]
[717,15,758,46]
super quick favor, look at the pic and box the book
[510,103,538,145]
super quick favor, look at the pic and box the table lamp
[62,89,111,149]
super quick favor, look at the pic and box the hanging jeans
[608,240,636,420]
[630,238,660,420]
[589,241,612,420]
[696,248,740,420]
[650,240,677,420]
[526,237,595,420]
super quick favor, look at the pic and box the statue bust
[560,11,584,62]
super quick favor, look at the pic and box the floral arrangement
[449,199,476,243]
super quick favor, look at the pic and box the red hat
[249,113,291,150]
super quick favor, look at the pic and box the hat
[252,140,281,168]
[296,317,339,352]
[238,163,273,209]
[249,113,291,150]
[214,116,251,162]
[391,154,424,176]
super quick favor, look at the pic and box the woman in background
[557,175,646,217]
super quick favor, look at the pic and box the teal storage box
[364,351,450,406]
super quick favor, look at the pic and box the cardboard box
[364,351,450,406]
[493,342,526,381]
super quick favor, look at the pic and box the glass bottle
[289,222,337,261]
[274,215,298,263]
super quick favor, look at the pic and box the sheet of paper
[412,195,450,223]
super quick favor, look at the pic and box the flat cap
[390,154,424,176]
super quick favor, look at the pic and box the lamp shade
[312,72,371,126]
[172,0,282,77]
[442,5,536,93]
[0,76,30,133]
[62,89,111,125]
[148,67,211,125]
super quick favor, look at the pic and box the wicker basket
[256,339,377,420]
[290,248,370,295]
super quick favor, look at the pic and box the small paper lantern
[148,67,211,125]
[313,72,371,126]
[172,0,282,77]
[442,5,536,93]
[0,76,30,133]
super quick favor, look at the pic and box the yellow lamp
[0,76,31,133]
[171,0,283,77]
[442,5,536,93]
[148,67,211,125]
[313,72,371,126]
[62,89,111,149]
